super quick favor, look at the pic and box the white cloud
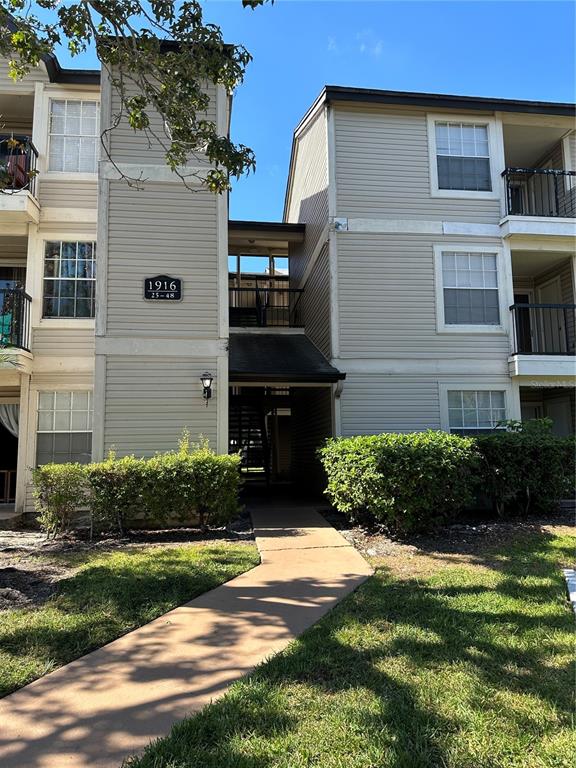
[356,29,384,58]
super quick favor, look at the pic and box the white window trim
[433,243,508,334]
[439,382,513,432]
[46,94,100,177]
[427,113,502,200]
[41,239,97,323]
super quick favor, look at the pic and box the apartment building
[0,53,574,514]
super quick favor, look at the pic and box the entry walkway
[0,503,373,768]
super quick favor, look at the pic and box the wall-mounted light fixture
[200,372,214,406]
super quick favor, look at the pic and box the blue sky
[50,1,575,221]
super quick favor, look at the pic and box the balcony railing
[502,168,576,218]
[510,303,576,356]
[0,135,38,196]
[229,287,304,327]
[0,288,32,352]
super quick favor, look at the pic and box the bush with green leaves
[32,462,87,537]
[476,420,575,516]
[320,430,481,533]
[86,453,148,535]
[32,434,242,536]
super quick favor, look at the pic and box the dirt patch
[322,508,575,578]
[0,515,254,610]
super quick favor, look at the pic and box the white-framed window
[48,99,100,173]
[36,391,93,465]
[43,241,96,319]
[447,389,506,433]
[433,244,506,333]
[427,114,500,199]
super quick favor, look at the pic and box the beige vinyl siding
[340,373,513,436]
[39,179,97,209]
[105,181,218,337]
[103,356,217,455]
[0,236,27,262]
[108,78,216,165]
[287,111,329,284]
[337,232,510,359]
[301,243,331,357]
[291,386,332,492]
[334,105,501,223]
[32,328,95,357]
[0,58,47,93]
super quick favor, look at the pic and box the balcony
[0,288,32,352]
[0,135,40,225]
[502,168,575,217]
[509,302,576,378]
[229,286,304,328]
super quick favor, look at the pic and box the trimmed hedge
[320,424,575,533]
[320,430,481,533]
[33,436,242,537]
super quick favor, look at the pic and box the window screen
[442,251,499,325]
[436,122,491,192]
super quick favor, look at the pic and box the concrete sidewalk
[0,503,373,768]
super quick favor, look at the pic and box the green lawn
[126,528,575,768]
[0,543,259,697]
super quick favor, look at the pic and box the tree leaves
[0,0,272,192]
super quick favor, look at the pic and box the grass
[125,528,575,768]
[0,543,259,697]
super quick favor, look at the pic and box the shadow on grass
[126,529,574,768]
[0,545,258,697]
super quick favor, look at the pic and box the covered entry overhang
[229,333,345,385]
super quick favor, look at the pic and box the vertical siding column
[15,374,31,514]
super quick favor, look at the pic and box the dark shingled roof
[229,334,345,384]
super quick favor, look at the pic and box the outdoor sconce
[200,372,214,406]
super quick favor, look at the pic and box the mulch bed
[0,515,254,611]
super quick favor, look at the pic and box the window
[43,241,96,318]
[447,390,506,433]
[48,99,100,173]
[441,250,499,326]
[36,391,93,465]
[434,121,491,192]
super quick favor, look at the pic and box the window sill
[37,319,95,330]
[430,188,500,201]
[41,172,98,183]
[436,325,507,335]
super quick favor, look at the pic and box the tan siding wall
[105,181,218,337]
[340,374,513,436]
[334,105,501,223]
[108,78,216,165]
[287,111,328,284]
[0,58,47,93]
[103,356,217,455]
[301,243,331,357]
[0,236,27,262]
[32,328,95,357]
[337,232,509,359]
[39,180,97,209]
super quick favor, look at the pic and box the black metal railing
[0,288,32,351]
[229,287,304,327]
[0,135,38,196]
[502,168,576,218]
[510,303,576,355]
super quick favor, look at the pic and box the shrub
[86,453,148,535]
[476,421,575,516]
[320,430,480,533]
[33,434,243,536]
[32,463,87,537]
